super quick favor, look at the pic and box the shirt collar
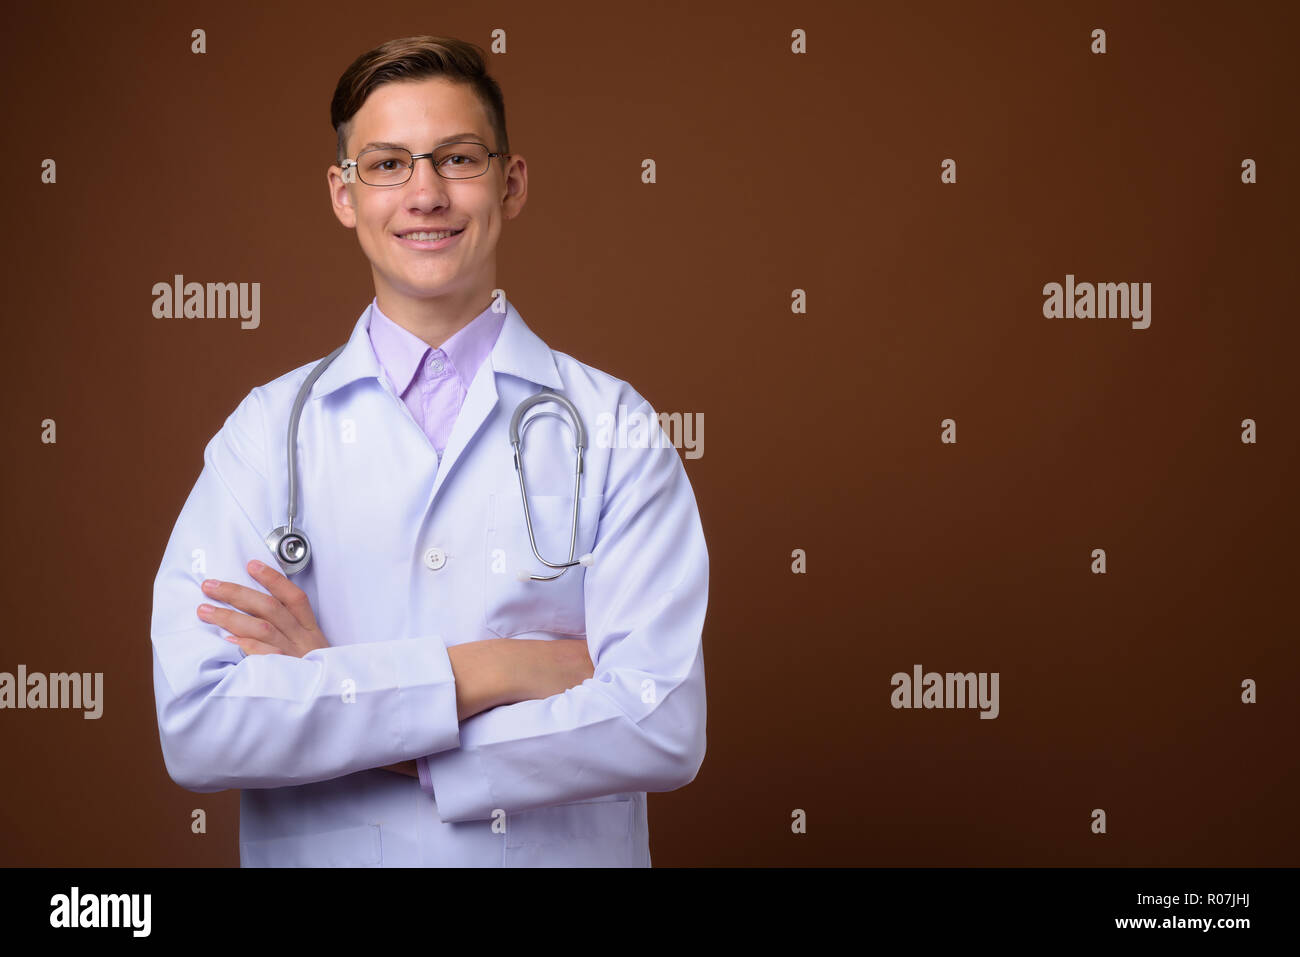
[310,296,562,401]
[440,302,504,392]
[366,297,505,395]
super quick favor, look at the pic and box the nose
[406,154,451,201]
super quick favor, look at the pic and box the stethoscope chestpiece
[264,526,312,576]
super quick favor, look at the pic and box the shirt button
[429,357,445,375]
[423,546,447,571]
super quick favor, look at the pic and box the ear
[499,153,528,221]
[327,166,357,228]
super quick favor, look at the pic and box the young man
[150,36,709,867]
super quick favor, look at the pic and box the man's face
[328,76,526,310]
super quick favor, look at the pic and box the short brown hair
[329,36,510,166]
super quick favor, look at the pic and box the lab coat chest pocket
[484,491,603,637]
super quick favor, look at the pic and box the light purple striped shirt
[365,296,506,794]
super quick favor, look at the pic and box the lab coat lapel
[427,300,564,505]
[428,354,499,502]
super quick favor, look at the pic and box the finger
[224,633,281,657]
[247,559,320,632]
[198,603,290,653]
[201,576,298,639]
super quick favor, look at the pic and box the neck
[373,285,492,349]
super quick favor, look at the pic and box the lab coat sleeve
[424,396,708,822]
[150,388,462,793]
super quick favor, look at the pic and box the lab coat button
[423,546,447,570]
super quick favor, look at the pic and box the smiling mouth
[396,227,465,241]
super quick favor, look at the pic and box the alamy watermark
[1043,273,1151,329]
[891,664,999,719]
[152,274,260,329]
[0,665,103,718]
[49,887,150,937]
[594,405,703,459]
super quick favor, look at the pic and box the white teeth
[402,229,461,241]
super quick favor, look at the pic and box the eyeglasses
[341,142,508,186]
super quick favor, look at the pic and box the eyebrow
[357,133,488,152]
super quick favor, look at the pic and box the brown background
[1,0,1296,865]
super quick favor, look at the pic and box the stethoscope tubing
[285,343,346,537]
[512,396,586,580]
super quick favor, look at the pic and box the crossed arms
[150,387,708,822]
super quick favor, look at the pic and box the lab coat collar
[311,297,562,401]
[488,299,564,390]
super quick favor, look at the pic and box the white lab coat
[150,297,708,867]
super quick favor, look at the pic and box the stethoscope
[264,344,594,582]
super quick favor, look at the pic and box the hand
[197,559,332,658]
